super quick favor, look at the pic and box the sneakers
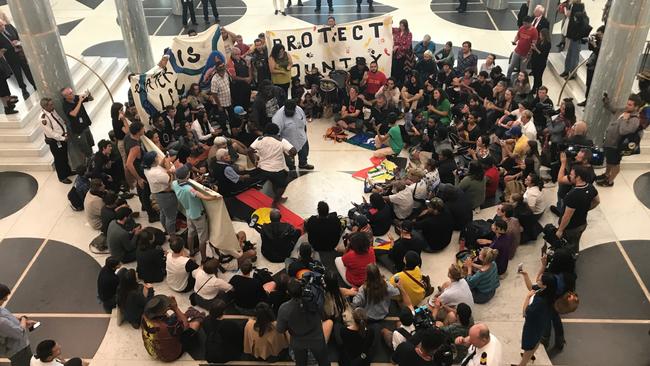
[596,180,614,187]
[299,163,314,170]
[595,173,607,181]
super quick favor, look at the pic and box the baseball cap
[506,125,522,138]
[142,151,157,169]
[175,164,191,180]
[233,105,246,115]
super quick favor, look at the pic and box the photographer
[578,26,605,107]
[550,148,595,217]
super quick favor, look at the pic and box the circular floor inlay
[633,171,650,209]
[0,172,38,219]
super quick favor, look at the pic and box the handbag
[403,269,434,297]
[189,276,214,306]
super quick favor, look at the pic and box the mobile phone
[29,322,41,332]
[517,263,524,273]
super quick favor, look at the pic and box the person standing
[507,16,538,82]
[0,284,36,366]
[39,97,72,184]
[276,279,332,366]
[250,38,271,85]
[181,0,198,26]
[272,99,313,170]
[248,123,297,206]
[578,25,604,107]
[597,94,643,187]
[61,87,95,172]
[356,0,375,12]
[391,20,412,85]
[200,0,219,23]
[556,164,599,254]
[229,47,252,110]
[172,164,217,261]
[273,0,286,16]
[124,122,159,223]
[529,28,551,95]
[560,0,588,79]
[143,152,178,237]
[0,19,35,100]
[209,61,233,128]
[314,0,333,13]
[268,44,293,96]
[457,0,468,13]
[531,5,550,31]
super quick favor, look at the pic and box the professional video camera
[413,305,435,330]
[556,143,605,166]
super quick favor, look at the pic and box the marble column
[7,0,74,112]
[544,0,559,31]
[115,0,155,74]
[171,0,183,16]
[583,0,650,142]
[485,0,509,11]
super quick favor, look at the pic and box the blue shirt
[272,106,307,151]
[0,307,30,357]
[172,180,204,220]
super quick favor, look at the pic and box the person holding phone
[0,283,37,366]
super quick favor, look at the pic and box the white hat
[213,136,227,146]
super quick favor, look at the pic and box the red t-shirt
[342,247,376,287]
[514,26,538,56]
[365,71,387,95]
[484,166,499,198]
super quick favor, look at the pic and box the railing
[556,57,590,105]
[65,53,114,103]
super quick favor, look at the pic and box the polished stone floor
[1,0,649,365]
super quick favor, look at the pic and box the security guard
[40,97,72,184]
[456,324,503,366]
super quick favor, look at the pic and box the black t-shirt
[229,275,267,309]
[392,341,438,366]
[136,247,166,283]
[337,327,376,365]
[390,236,427,271]
[557,163,595,198]
[563,183,598,229]
[112,118,126,140]
[342,96,364,117]
[348,65,369,86]
[413,209,454,251]
[124,134,144,178]
[63,96,92,134]
[97,266,119,302]
[305,213,343,251]
[405,80,423,95]
[203,318,244,363]
[369,205,393,236]
[470,80,493,100]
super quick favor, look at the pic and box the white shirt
[166,253,192,292]
[388,184,416,219]
[250,135,294,172]
[144,165,171,194]
[192,268,233,300]
[524,186,545,215]
[391,324,416,350]
[31,357,64,366]
[464,334,503,366]
[435,279,475,309]
[40,109,68,141]
[521,120,537,143]
[191,119,215,142]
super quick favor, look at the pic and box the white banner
[265,16,394,80]
[130,24,227,122]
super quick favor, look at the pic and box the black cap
[356,57,366,65]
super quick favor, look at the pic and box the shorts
[188,214,209,245]
[604,147,621,165]
[262,169,288,188]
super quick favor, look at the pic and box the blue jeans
[564,39,581,74]
[507,52,526,82]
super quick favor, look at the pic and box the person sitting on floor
[381,307,416,351]
[208,148,261,197]
[286,243,324,278]
[434,264,475,309]
[243,302,290,361]
[84,178,106,230]
[388,251,427,306]
[413,197,453,252]
[259,209,300,263]
[117,268,154,328]
[463,247,500,304]
[335,232,376,287]
[203,299,244,363]
[476,219,512,275]
[100,192,130,236]
[97,256,122,313]
[378,220,426,273]
[107,207,141,263]
[367,192,393,236]
[373,112,404,158]
[32,340,86,366]
[191,258,233,310]
[304,201,343,252]
[352,263,407,322]
[136,229,166,283]
[166,237,198,293]
[229,259,268,313]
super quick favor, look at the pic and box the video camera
[413,305,435,330]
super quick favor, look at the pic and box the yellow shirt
[512,135,530,158]
[390,266,426,306]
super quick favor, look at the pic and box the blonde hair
[423,50,433,59]
[0,11,10,24]
[480,248,499,264]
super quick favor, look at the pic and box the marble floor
[1,0,650,365]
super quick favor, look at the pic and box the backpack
[300,271,325,313]
[67,174,90,211]
[325,126,348,142]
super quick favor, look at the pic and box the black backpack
[300,271,325,313]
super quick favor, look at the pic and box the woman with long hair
[111,102,130,162]
[335,308,375,366]
[458,160,486,210]
[463,247,500,304]
[243,302,289,361]
[530,28,551,94]
[335,232,376,287]
[191,110,217,143]
[391,19,413,86]
[268,43,293,95]
[512,71,531,104]
[135,229,166,283]
[513,271,557,366]
[352,264,403,322]
[116,269,154,328]
[323,270,352,322]
[428,87,451,126]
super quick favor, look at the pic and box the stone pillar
[545,0,559,31]
[171,0,183,16]
[7,0,74,112]
[115,0,155,74]
[583,0,650,143]
[485,0,509,11]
